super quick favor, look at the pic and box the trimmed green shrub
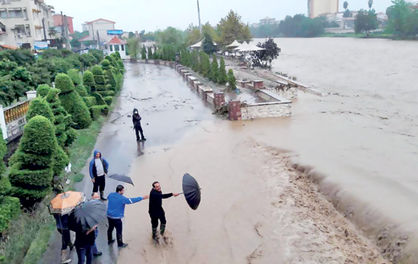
[0,177,11,196]
[83,70,95,93]
[36,84,51,97]
[218,57,227,84]
[104,96,113,105]
[56,74,92,129]
[89,106,101,120]
[67,69,82,86]
[92,92,106,105]
[101,105,109,116]
[75,85,88,97]
[83,96,97,107]
[65,128,77,147]
[9,116,56,203]
[92,66,106,92]
[101,91,115,97]
[105,69,117,91]
[101,59,111,70]
[45,88,72,147]
[26,98,54,122]
[52,146,69,176]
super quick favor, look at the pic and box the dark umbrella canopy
[108,174,135,185]
[182,173,201,210]
[69,200,106,232]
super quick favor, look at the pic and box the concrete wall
[241,102,291,120]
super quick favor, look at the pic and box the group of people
[56,148,178,264]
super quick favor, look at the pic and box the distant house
[105,36,128,59]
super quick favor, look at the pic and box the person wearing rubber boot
[132,108,146,141]
[107,185,149,248]
[149,181,179,242]
[89,150,109,200]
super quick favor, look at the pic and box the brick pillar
[214,93,225,109]
[228,101,242,121]
[253,80,264,89]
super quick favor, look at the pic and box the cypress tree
[227,69,237,90]
[147,47,153,59]
[36,84,51,97]
[26,98,54,122]
[9,116,57,202]
[91,65,106,92]
[210,55,219,82]
[141,45,147,60]
[218,57,227,84]
[56,73,92,129]
[83,70,95,94]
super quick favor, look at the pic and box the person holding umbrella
[89,150,109,200]
[132,108,146,141]
[107,185,149,248]
[149,181,179,242]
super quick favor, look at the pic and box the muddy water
[263,37,418,260]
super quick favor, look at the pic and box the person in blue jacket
[107,185,149,248]
[89,150,109,200]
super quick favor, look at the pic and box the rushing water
[251,37,418,259]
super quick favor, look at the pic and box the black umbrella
[69,200,106,232]
[182,173,201,210]
[108,174,134,186]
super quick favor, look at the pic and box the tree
[26,97,54,122]
[56,73,92,129]
[218,57,227,84]
[386,0,418,38]
[200,52,211,78]
[91,65,106,92]
[253,38,281,69]
[141,45,147,60]
[202,32,217,54]
[147,46,153,59]
[343,1,353,17]
[355,9,378,36]
[344,1,349,9]
[210,55,219,82]
[202,22,219,43]
[9,116,57,203]
[155,27,185,50]
[127,37,140,60]
[185,25,202,46]
[83,70,95,93]
[217,10,252,46]
[227,69,237,90]
[278,14,325,37]
[36,84,51,97]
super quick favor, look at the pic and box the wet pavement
[41,62,213,264]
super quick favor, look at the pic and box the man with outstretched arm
[149,181,179,241]
[107,185,149,248]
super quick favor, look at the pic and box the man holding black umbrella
[107,185,149,248]
[149,181,179,242]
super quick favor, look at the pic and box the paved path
[41,62,213,264]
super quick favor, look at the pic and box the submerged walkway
[42,62,213,263]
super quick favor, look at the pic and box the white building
[105,36,128,60]
[81,18,115,46]
[0,0,54,49]
[308,0,339,18]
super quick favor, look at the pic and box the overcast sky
[47,0,394,32]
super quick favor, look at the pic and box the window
[8,8,24,18]
[0,9,7,18]
[109,45,113,51]
[121,44,124,51]
[115,45,120,52]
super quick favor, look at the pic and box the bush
[52,146,69,176]
[92,66,106,92]
[56,74,92,129]
[0,196,20,233]
[65,128,77,147]
[218,57,227,84]
[83,96,97,107]
[36,84,50,97]
[67,69,82,86]
[83,70,95,93]
[45,88,72,147]
[104,96,113,105]
[9,116,56,203]
[89,105,109,120]
[26,98,54,122]
[75,85,88,97]
[100,91,115,97]
[92,92,106,105]
[104,69,117,91]
[210,55,219,82]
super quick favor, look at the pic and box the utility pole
[197,0,202,33]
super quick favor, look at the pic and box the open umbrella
[49,191,86,215]
[69,200,106,232]
[108,173,134,185]
[182,173,201,210]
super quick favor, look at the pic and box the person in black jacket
[149,181,179,241]
[75,225,97,264]
[132,108,146,141]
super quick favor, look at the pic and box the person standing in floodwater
[132,108,146,141]
[149,181,179,242]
